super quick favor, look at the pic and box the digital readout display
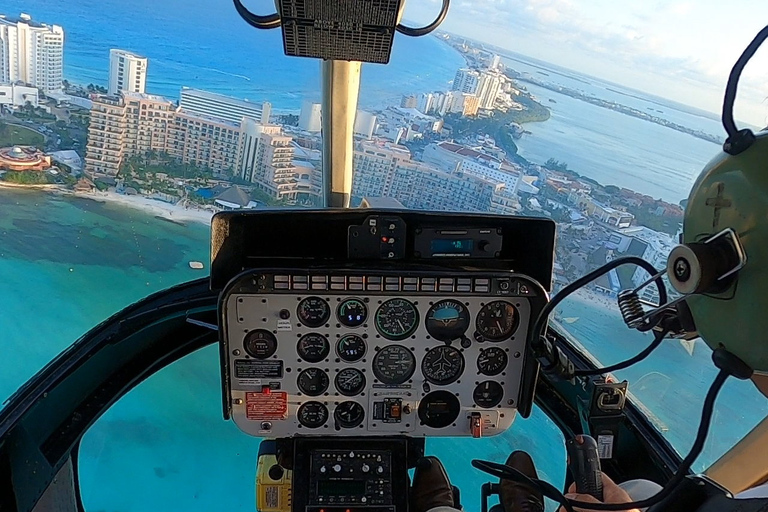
[317,479,367,496]
[430,239,474,254]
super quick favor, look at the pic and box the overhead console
[213,209,555,439]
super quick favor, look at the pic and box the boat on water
[189,261,204,269]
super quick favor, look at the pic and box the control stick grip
[566,434,603,501]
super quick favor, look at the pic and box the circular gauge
[335,368,366,396]
[425,300,471,341]
[297,297,331,327]
[243,329,278,359]
[418,390,461,428]
[297,333,330,363]
[334,401,365,429]
[375,299,419,340]
[297,368,330,396]
[372,345,416,385]
[298,401,328,428]
[473,381,504,408]
[476,301,519,341]
[477,347,508,376]
[422,346,465,385]
[337,298,367,328]
[337,334,366,362]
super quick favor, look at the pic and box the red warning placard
[245,391,288,420]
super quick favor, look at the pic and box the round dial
[425,300,470,341]
[477,347,508,376]
[334,401,365,429]
[418,390,461,428]
[335,368,366,396]
[297,401,328,428]
[337,298,367,328]
[243,329,278,359]
[337,334,366,362]
[421,346,465,385]
[375,299,419,340]
[297,333,330,363]
[372,345,416,385]
[476,301,519,341]
[473,381,504,408]
[297,368,329,396]
[297,297,331,328]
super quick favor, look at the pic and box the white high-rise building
[0,13,64,92]
[353,110,377,139]
[452,68,479,95]
[298,101,322,132]
[476,71,503,109]
[180,87,271,125]
[490,54,501,71]
[108,49,147,95]
[417,93,434,115]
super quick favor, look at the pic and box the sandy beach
[77,191,215,226]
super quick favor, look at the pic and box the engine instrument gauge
[425,300,470,341]
[477,347,508,376]
[372,345,416,385]
[297,368,329,396]
[297,333,330,363]
[374,298,419,340]
[297,297,331,327]
[336,334,366,362]
[334,401,365,429]
[335,368,366,396]
[297,401,328,428]
[337,298,367,327]
[422,346,465,385]
[418,390,461,428]
[473,381,504,408]
[243,329,278,359]
[476,301,519,341]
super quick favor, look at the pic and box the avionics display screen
[317,479,367,496]
[430,239,474,254]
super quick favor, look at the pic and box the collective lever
[566,434,604,501]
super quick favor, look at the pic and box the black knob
[268,464,284,480]
[279,309,290,320]
[478,240,490,252]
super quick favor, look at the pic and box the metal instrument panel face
[222,270,541,438]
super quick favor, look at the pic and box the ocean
[1,1,766,510]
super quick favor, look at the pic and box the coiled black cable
[396,0,450,37]
[722,25,768,139]
[232,0,281,30]
[473,367,730,511]
[573,327,668,377]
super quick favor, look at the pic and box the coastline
[0,182,214,226]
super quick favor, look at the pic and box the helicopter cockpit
[2,1,768,512]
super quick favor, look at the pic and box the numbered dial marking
[477,347,508,376]
[297,297,331,328]
[297,401,328,428]
[297,333,330,363]
[335,368,367,396]
[372,345,416,385]
[334,401,365,429]
[422,345,465,385]
[243,329,278,359]
[297,368,329,396]
[425,300,470,341]
[375,299,419,340]
[337,334,366,362]
[337,298,367,328]
[476,301,519,341]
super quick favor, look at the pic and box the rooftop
[437,141,500,165]
[180,87,268,109]
[0,13,59,30]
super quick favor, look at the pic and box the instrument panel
[221,269,545,438]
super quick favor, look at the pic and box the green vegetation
[86,83,108,94]
[0,122,45,148]
[544,158,569,172]
[2,171,51,185]
[13,104,56,122]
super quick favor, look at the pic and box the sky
[405,0,768,127]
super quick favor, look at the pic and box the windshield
[1,0,767,507]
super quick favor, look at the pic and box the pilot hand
[559,473,640,512]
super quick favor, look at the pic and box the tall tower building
[400,95,418,108]
[239,118,295,198]
[476,71,502,109]
[108,49,147,95]
[298,101,322,132]
[180,87,271,125]
[0,13,64,92]
[452,68,479,95]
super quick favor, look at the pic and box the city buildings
[238,118,300,200]
[169,110,242,173]
[0,83,38,108]
[354,110,377,139]
[179,87,271,125]
[400,95,418,109]
[476,71,503,109]
[0,13,64,92]
[85,95,127,176]
[422,141,521,194]
[108,49,147,95]
[463,95,480,116]
[452,68,480,95]
[298,101,322,132]
[490,54,501,71]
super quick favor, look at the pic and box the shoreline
[0,182,214,226]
